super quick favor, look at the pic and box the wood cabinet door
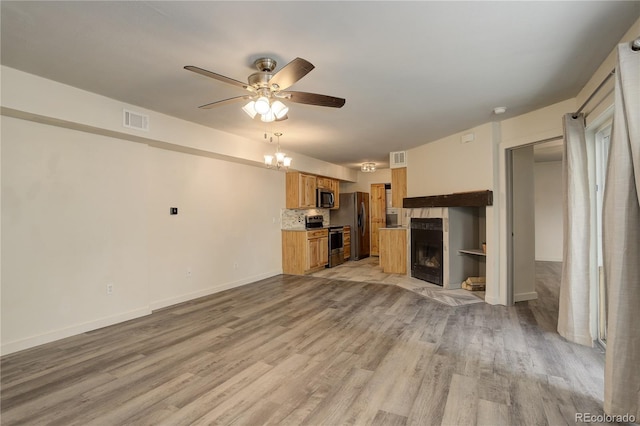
[391,167,407,208]
[330,179,340,209]
[370,183,386,256]
[307,238,319,270]
[301,174,317,208]
[319,236,329,266]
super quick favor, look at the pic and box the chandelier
[361,162,376,173]
[242,89,289,123]
[264,132,292,169]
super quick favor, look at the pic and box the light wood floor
[1,262,609,425]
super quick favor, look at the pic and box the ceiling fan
[184,57,345,122]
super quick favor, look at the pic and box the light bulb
[283,157,292,168]
[264,155,274,166]
[254,96,271,115]
[275,151,286,163]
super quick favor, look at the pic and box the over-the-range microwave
[316,188,335,208]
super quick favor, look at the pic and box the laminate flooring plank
[507,376,549,426]
[440,373,479,426]
[157,361,275,426]
[476,398,509,426]
[300,366,374,426]
[371,409,408,426]
[188,353,311,425]
[538,374,580,426]
[0,372,116,426]
[405,354,455,426]
[80,372,197,426]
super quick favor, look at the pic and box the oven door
[327,228,345,268]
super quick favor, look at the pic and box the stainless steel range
[327,225,345,268]
[305,215,345,268]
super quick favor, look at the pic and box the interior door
[370,184,386,256]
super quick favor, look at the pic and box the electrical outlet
[186,268,192,278]
[106,283,113,295]
[233,262,239,269]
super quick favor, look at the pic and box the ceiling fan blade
[268,58,315,91]
[281,91,346,108]
[198,95,251,109]
[185,65,254,92]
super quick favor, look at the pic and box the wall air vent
[390,151,407,168]
[123,109,149,131]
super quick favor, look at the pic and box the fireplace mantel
[403,190,493,208]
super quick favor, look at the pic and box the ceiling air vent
[123,109,149,131]
[390,151,407,168]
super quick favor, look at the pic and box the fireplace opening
[411,218,444,286]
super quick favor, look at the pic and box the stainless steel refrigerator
[330,192,370,260]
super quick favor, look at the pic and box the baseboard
[149,270,282,311]
[514,291,538,302]
[1,306,152,356]
[535,257,563,262]
[483,295,502,305]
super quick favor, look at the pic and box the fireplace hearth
[411,218,444,286]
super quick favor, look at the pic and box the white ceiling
[1,1,638,169]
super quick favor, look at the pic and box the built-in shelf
[458,249,487,257]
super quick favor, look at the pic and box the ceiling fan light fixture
[254,96,271,115]
[242,101,257,118]
[271,100,289,119]
[260,109,275,123]
[361,162,376,173]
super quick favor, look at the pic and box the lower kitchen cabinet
[379,228,407,274]
[282,229,329,274]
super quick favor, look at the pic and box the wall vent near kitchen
[390,151,407,168]
[123,109,149,131]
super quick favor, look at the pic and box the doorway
[506,137,564,305]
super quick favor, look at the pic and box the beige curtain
[557,113,593,346]
[603,42,640,419]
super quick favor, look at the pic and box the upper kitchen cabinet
[286,172,317,209]
[391,167,407,208]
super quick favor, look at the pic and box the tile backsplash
[281,208,331,230]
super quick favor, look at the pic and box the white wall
[407,123,494,197]
[0,68,291,355]
[2,117,151,351]
[146,147,284,310]
[534,161,563,261]
[340,168,391,194]
[1,115,285,354]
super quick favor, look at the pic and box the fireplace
[411,218,444,285]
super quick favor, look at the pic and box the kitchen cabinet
[282,229,329,274]
[286,172,317,209]
[343,226,351,260]
[391,167,407,208]
[379,228,407,274]
[370,183,386,256]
